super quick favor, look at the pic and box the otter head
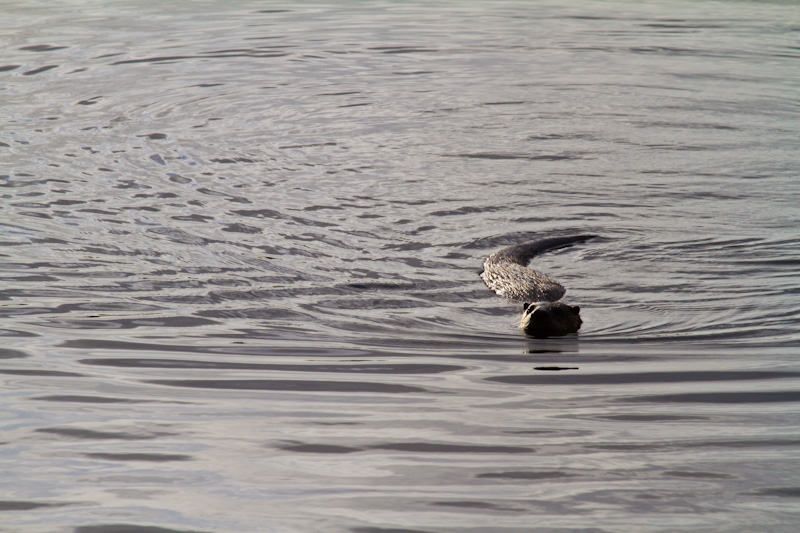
[520,302,582,338]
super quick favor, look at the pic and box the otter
[481,235,596,338]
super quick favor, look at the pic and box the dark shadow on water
[591,414,711,422]
[0,348,31,359]
[430,500,526,512]
[84,453,193,462]
[351,528,437,533]
[747,487,800,498]
[278,440,535,454]
[279,443,364,454]
[372,442,533,453]
[0,500,72,511]
[148,379,428,394]
[32,395,155,404]
[74,526,208,533]
[662,470,736,480]
[36,427,175,440]
[488,371,800,386]
[621,391,800,403]
[476,471,575,480]
[81,357,465,374]
[0,369,84,377]
[585,438,800,452]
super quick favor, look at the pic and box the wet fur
[521,301,582,338]
[481,235,595,337]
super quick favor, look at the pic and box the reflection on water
[2,0,800,531]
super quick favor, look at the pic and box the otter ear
[569,305,580,315]
[523,303,531,312]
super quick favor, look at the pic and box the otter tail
[490,234,597,267]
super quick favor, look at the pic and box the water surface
[2,1,799,531]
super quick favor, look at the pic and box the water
[2,1,799,531]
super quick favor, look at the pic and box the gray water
[2,1,800,531]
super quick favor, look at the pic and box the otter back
[480,235,596,304]
[481,261,566,302]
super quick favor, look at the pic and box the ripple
[36,427,175,440]
[148,379,429,394]
[278,441,535,454]
[0,501,71,511]
[2,2,799,531]
[476,471,574,480]
[81,357,464,374]
[621,391,800,404]
[74,526,207,533]
[487,370,800,385]
[84,453,193,462]
[22,65,59,75]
